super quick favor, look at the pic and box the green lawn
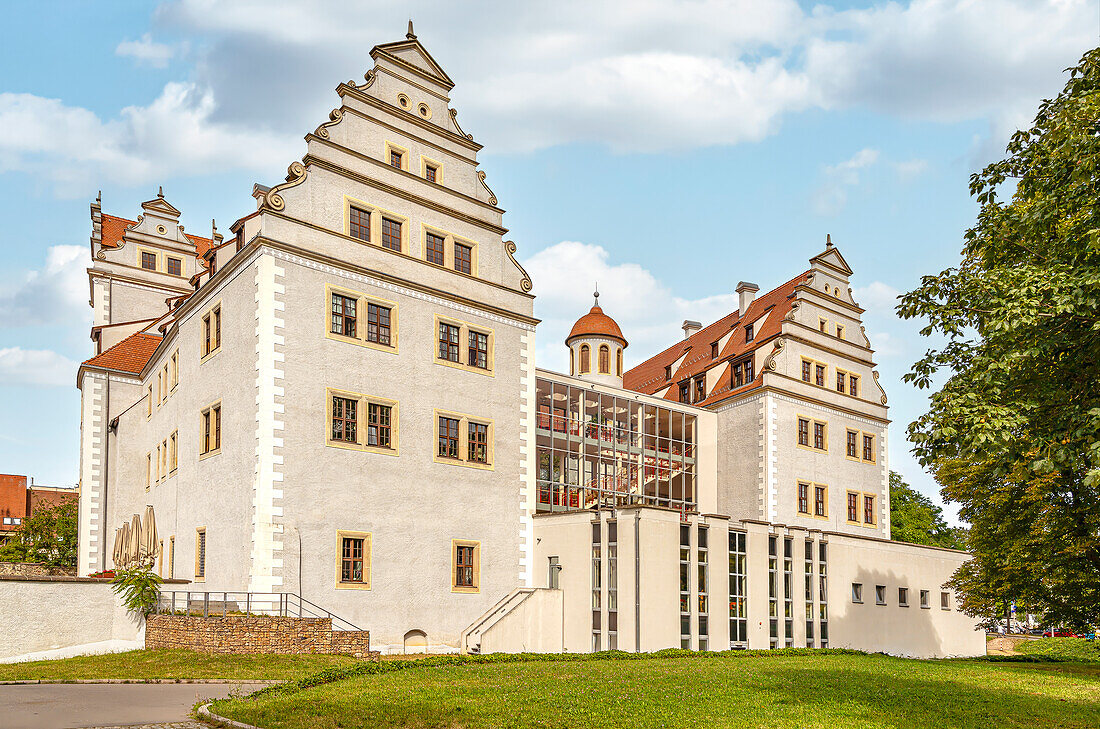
[1017,637,1100,662]
[0,649,357,682]
[212,652,1100,729]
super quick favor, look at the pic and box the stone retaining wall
[145,614,375,658]
[0,562,75,577]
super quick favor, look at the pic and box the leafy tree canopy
[0,501,78,569]
[898,48,1100,629]
[889,472,967,550]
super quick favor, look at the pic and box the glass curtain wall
[535,378,697,513]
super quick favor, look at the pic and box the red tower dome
[565,290,627,347]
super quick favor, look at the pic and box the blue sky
[0,1,1095,521]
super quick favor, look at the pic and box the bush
[1016,638,1100,662]
[111,566,162,616]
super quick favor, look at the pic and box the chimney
[736,281,759,319]
[682,320,702,339]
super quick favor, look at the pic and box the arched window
[570,348,575,376]
[580,344,590,373]
[599,345,610,374]
[616,348,623,377]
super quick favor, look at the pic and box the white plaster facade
[73,28,984,658]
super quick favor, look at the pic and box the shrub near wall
[145,614,376,659]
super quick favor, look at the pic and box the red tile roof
[623,271,810,407]
[81,330,162,375]
[567,304,627,346]
[100,213,214,257]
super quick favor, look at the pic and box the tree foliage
[111,566,162,616]
[898,48,1100,629]
[888,472,966,550]
[0,501,78,569]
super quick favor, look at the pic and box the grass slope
[0,649,356,682]
[1017,638,1100,662]
[214,652,1100,729]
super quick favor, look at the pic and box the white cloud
[524,241,739,373]
[116,34,176,68]
[0,84,299,197]
[0,245,88,328]
[0,347,78,387]
[812,148,879,217]
[894,159,929,180]
[853,281,902,315]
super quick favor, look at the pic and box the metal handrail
[153,590,363,631]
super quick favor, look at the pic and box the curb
[198,703,266,729]
[0,679,283,685]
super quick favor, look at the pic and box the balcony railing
[153,590,363,631]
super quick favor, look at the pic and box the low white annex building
[75,26,984,657]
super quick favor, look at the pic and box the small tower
[565,288,628,387]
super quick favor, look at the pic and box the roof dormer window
[745,323,754,342]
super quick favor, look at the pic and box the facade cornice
[263,210,532,301]
[713,383,889,424]
[88,270,192,297]
[77,366,142,388]
[794,284,865,315]
[305,132,504,215]
[337,84,482,151]
[303,155,507,236]
[781,327,877,365]
[330,106,476,167]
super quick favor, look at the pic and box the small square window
[390,150,403,168]
[851,583,863,603]
[454,243,472,275]
[141,251,157,270]
[920,590,930,609]
[899,587,909,606]
[425,164,438,183]
[381,218,402,252]
[166,257,181,276]
[941,591,951,610]
[426,232,445,266]
[875,585,886,605]
[350,206,370,242]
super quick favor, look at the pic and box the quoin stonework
[75,26,985,657]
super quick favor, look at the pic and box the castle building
[75,27,983,657]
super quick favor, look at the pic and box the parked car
[1028,628,1046,636]
[1042,630,1078,638]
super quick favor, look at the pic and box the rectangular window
[711,342,719,359]
[797,482,809,514]
[801,360,811,382]
[920,590,930,609]
[426,232,445,265]
[381,217,402,252]
[851,582,862,603]
[141,251,157,270]
[341,537,365,583]
[814,485,826,517]
[146,453,151,489]
[202,306,221,357]
[863,434,875,462]
[733,363,743,387]
[390,149,403,168]
[864,495,876,525]
[836,371,845,392]
[367,403,392,448]
[167,257,181,276]
[797,418,809,446]
[849,375,859,397]
[813,421,826,450]
[836,324,845,339]
[350,206,371,242]
[453,541,479,591]
[366,303,391,346]
[665,365,672,380]
[815,364,825,387]
[876,585,887,605]
[438,416,459,458]
[170,431,178,472]
[744,358,754,382]
[438,322,460,362]
[819,318,828,333]
[745,323,754,342]
[200,403,221,455]
[941,592,951,610]
[694,377,706,403]
[468,422,489,464]
[170,351,178,388]
[425,164,438,183]
[679,382,690,404]
[847,430,859,458]
[468,330,488,369]
[195,528,206,580]
[332,396,357,443]
[847,492,859,522]
[899,587,909,606]
[331,293,357,337]
[454,243,472,275]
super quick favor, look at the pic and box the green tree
[0,501,78,569]
[888,471,966,550]
[898,48,1100,629]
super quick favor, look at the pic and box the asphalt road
[3,682,267,729]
